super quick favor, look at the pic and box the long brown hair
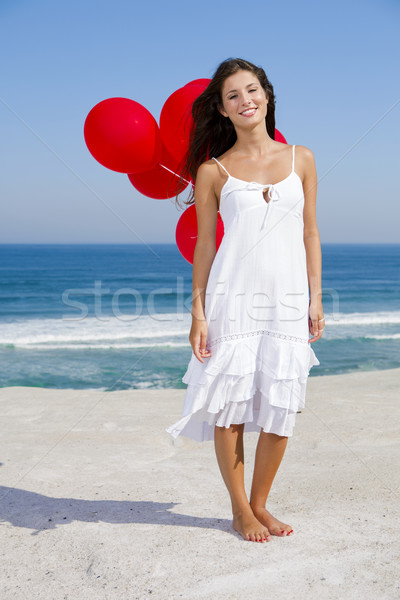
[174,58,276,208]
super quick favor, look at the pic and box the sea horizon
[0,242,399,390]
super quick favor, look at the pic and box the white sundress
[166,144,320,442]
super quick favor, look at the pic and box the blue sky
[1,0,399,244]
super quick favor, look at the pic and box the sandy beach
[0,368,399,599]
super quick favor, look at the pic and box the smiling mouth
[240,108,257,116]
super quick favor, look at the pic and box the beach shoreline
[0,368,399,599]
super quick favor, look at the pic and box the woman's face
[219,69,268,129]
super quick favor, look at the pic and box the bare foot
[232,508,272,542]
[250,505,294,537]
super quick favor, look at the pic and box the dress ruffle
[166,332,320,442]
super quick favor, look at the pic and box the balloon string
[159,163,193,187]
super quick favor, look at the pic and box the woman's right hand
[189,318,212,363]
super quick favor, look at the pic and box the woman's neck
[232,125,275,158]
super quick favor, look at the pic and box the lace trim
[208,328,309,348]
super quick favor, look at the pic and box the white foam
[9,342,190,350]
[1,310,400,348]
[362,333,400,340]
[0,312,192,347]
[323,311,400,326]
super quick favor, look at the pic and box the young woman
[166,58,324,543]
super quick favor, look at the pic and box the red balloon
[176,204,225,264]
[159,85,205,164]
[184,78,211,89]
[275,128,287,143]
[84,97,162,173]
[128,145,190,199]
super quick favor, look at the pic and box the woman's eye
[228,89,256,100]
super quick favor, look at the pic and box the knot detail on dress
[260,184,281,230]
[224,179,282,230]
[264,184,281,203]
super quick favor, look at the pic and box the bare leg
[249,430,294,537]
[214,423,271,542]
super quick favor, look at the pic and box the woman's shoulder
[194,158,223,191]
[196,157,225,179]
[293,144,315,160]
[292,145,317,182]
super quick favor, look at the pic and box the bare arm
[301,146,324,343]
[189,162,219,361]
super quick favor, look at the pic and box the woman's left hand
[308,300,325,343]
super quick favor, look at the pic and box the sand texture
[0,368,399,599]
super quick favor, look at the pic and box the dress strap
[291,144,296,172]
[212,157,230,177]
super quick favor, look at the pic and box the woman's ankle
[249,497,268,511]
[232,501,253,517]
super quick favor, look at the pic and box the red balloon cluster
[83,80,287,265]
[84,78,210,200]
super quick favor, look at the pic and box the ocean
[0,243,399,390]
